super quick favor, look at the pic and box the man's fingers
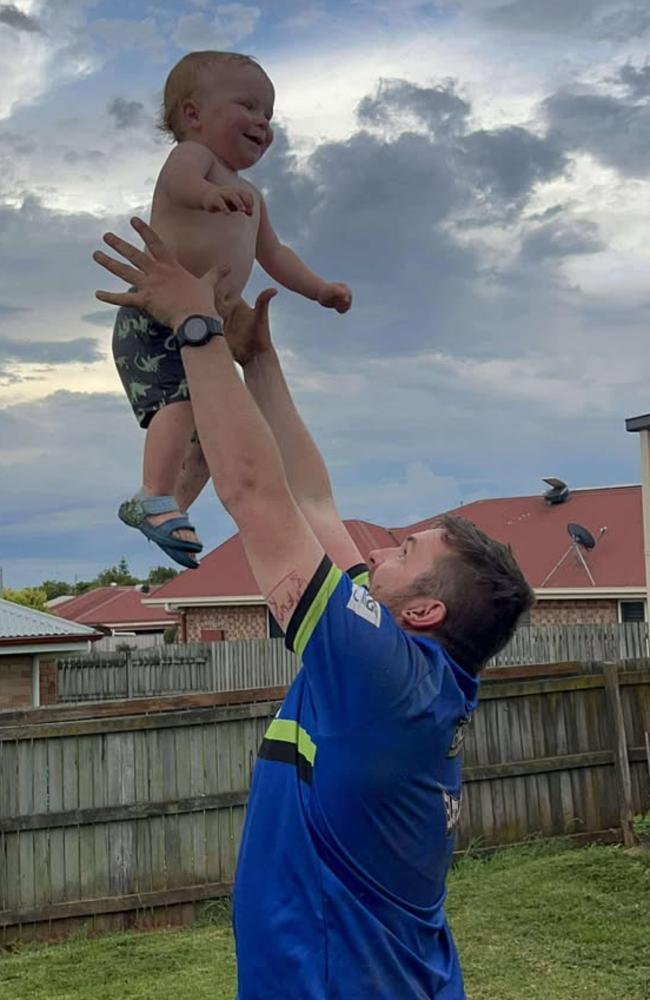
[93,250,143,286]
[95,289,143,308]
[254,287,277,321]
[102,232,151,272]
[129,217,175,264]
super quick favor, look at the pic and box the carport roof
[0,599,98,643]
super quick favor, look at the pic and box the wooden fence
[1,662,649,945]
[57,639,298,703]
[56,624,650,703]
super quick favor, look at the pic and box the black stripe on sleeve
[257,739,313,784]
[346,562,369,583]
[284,555,333,653]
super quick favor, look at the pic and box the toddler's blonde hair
[158,50,261,142]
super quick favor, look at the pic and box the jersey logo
[447,717,470,758]
[346,584,382,627]
[443,789,463,835]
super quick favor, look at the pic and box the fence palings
[55,624,650,704]
[1,662,649,944]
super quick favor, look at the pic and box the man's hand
[221,288,278,367]
[316,281,352,314]
[203,185,254,215]
[93,217,229,329]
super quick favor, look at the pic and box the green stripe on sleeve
[292,562,342,659]
[264,718,317,765]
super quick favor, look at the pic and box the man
[94,219,534,999]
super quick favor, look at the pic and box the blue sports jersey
[233,557,479,999]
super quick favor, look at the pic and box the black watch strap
[175,314,224,349]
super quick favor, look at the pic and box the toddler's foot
[118,495,203,571]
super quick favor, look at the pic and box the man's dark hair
[406,514,535,674]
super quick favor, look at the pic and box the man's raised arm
[222,292,366,577]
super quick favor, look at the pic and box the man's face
[367,528,451,620]
[195,63,275,170]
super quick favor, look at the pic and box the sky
[1,0,650,588]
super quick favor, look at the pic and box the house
[144,484,648,639]
[53,585,179,639]
[0,599,100,711]
[144,520,396,641]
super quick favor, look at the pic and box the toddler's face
[197,63,275,170]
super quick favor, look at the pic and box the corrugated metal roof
[0,599,97,640]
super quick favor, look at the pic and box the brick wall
[184,605,267,641]
[531,599,618,625]
[0,656,33,710]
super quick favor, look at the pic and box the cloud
[0,335,103,365]
[464,0,650,40]
[0,302,28,316]
[173,3,261,49]
[107,97,146,130]
[357,79,470,137]
[617,61,650,99]
[0,3,41,32]
[520,218,603,261]
[82,309,117,328]
[544,86,650,178]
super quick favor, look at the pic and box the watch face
[184,316,208,343]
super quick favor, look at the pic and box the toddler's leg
[174,428,210,515]
[142,401,202,552]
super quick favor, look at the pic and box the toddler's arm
[256,198,351,314]
[160,142,253,214]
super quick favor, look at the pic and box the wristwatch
[175,314,223,349]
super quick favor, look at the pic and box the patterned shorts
[112,303,190,429]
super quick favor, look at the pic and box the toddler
[112,50,351,568]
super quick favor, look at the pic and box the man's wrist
[172,308,221,332]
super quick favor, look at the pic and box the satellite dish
[542,477,569,505]
[567,523,596,550]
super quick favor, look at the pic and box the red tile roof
[147,487,645,605]
[392,485,643,589]
[149,520,398,603]
[54,586,178,629]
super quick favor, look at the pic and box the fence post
[603,662,635,846]
[125,647,133,700]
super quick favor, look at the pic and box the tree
[41,580,73,601]
[147,566,179,586]
[4,587,48,612]
[95,558,139,587]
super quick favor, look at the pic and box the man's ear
[401,598,447,631]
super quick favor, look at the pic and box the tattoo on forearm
[267,570,306,622]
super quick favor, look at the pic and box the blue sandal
[118,494,203,570]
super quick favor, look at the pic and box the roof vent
[542,477,569,505]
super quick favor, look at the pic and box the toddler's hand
[203,185,254,216]
[317,282,352,314]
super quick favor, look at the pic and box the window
[619,600,645,623]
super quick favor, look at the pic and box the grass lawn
[1,843,649,999]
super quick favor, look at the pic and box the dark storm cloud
[81,309,117,328]
[357,79,470,136]
[520,219,603,261]
[0,3,42,32]
[459,126,567,204]
[475,0,650,40]
[0,335,103,364]
[617,62,650,99]
[107,97,146,130]
[247,79,580,359]
[0,302,28,316]
[544,87,650,178]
